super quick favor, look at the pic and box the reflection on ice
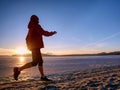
[18,56,25,66]
[19,56,25,63]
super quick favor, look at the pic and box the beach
[0,55,120,90]
[0,65,120,90]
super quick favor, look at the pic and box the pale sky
[0,0,120,55]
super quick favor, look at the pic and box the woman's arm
[43,30,57,36]
[37,24,57,36]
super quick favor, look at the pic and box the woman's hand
[51,31,57,35]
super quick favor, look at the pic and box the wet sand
[0,66,120,90]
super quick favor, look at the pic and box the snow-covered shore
[0,66,120,90]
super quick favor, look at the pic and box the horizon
[0,50,120,57]
[0,0,120,55]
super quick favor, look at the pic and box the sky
[0,0,120,55]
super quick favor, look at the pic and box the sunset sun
[16,47,28,55]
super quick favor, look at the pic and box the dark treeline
[11,51,120,57]
[97,51,120,55]
[59,51,120,56]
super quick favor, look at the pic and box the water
[0,55,120,84]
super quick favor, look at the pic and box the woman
[13,15,57,81]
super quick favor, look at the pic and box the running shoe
[13,67,20,80]
[41,76,52,81]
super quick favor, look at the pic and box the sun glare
[16,47,28,55]
[19,56,25,62]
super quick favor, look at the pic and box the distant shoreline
[0,51,120,57]
[11,51,120,57]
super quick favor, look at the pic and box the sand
[0,66,120,90]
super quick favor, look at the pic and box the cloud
[95,43,106,48]
[0,48,15,55]
[81,31,120,49]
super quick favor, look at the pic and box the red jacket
[26,22,54,50]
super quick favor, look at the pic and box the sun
[16,47,27,55]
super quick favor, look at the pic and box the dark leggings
[31,48,43,66]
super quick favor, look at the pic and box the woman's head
[30,15,39,23]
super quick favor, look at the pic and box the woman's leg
[19,49,38,71]
[38,50,51,81]
[19,62,33,71]
[14,49,38,80]
[38,66,44,77]
[36,49,44,77]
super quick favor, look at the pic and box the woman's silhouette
[13,15,57,81]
